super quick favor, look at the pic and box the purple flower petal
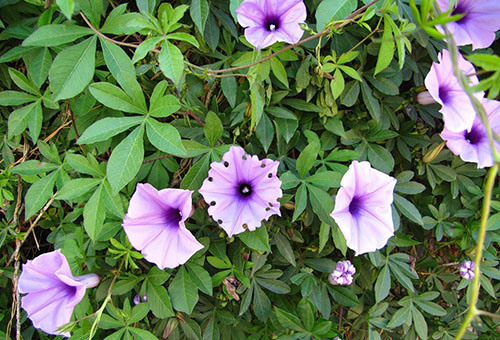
[440,99,500,168]
[459,260,475,280]
[437,0,500,49]
[330,161,397,255]
[425,49,482,132]
[18,250,98,337]
[123,184,203,269]
[199,146,282,237]
[236,0,306,49]
[329,260,356,285]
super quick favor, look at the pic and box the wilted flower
[329,260,356,285]
[235,0,307,49]
[436,0,500,50]
[18,250,100,337]
[330,161,397,255]
[460,260,475,280]
[122,184,203,269]
[425,49,482,133]
[440,99,500,168]
[199,146,282,237]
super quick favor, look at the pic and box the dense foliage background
[0,0,499,339]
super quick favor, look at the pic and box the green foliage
[0,1,499,340]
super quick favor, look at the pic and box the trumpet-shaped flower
[436,0,500,50]
[122,184,203,269]
[18,250,100,337]
[440,99,500,168]
[235,0,307,49]
[330,161,397,255]
[425,49,482,132]
[199,146,282,237]
[460,260,475,280]
[329,260,356,285]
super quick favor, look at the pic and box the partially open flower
[18,250,100,337]
[235,0,307,49]
[133,293,147,305]
[425,49,482,133]
[460,260,475,280]
[440,99,500,168]
[199,146,282,237]
[436,0,500,50]
[330,161,397,255]
[122,184,203,269]
[329,260,356,285]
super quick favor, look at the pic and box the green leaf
[8,101,41,139]
[292,183,307,221]
[375,264,391,302]
[298,298,315,331]
[186,263,213,296]
[167,32,200,48]
[89,82,147,114]
[328,286,360,307]
[255,113,274,153]
[107,125,145,194]
[8,67,39,95]
[128,328,159,340]
[27,47,52,89]
[316,0,357,29]
[274,307,306,332]
[190,0,209,33]
[374,16,395,75]
[253,282,271,322]
[274,233,296,266]
[181,152,211,190]
[133,36,163,63]
[330,68,345,99]
[254,277,290,294]
[100,38,146,109]
[319,222,330,253]
[146,117,186,156]
[304,171,342,189]
[270,57,288,88]
[307,184,335,225]
[10,160,59,176]
[239,226,271,252]
[394,193,423,225]
[23,24,92,47]
[296,141,320,178]
[159,42,184,84]
[83,184,106,241]
[412,308,427,340]
[204,111,223,147]
[147,281,175,319]
[360,81,380,121]
[367,143,394,173]
[24,171,58,218]
[56,178,102,201]
[0,91,37,106]
[56,0,75,19]
[149,94,181,118]
[169,266,199,314]
[221,71,237,107]
[78,116,144,144]
[49,36,96,101]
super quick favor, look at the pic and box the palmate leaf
[49,36,96,101]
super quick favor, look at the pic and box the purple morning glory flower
[18,250,100,337]
[329,260,356,286]
[133,293,147,305]
[460,260,475,280]
[436,0,500,50]
[425,49,482,133]
[199,146,282,237]
[440,99,500,169]
[330,161,397,255]
[122,184,203,269]
[235,0,307,49]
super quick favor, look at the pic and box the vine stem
[80,0,379,77]
[454,164,498,340]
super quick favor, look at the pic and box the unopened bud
[416,91,437,105]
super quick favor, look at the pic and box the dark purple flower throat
[238,183,253,197]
